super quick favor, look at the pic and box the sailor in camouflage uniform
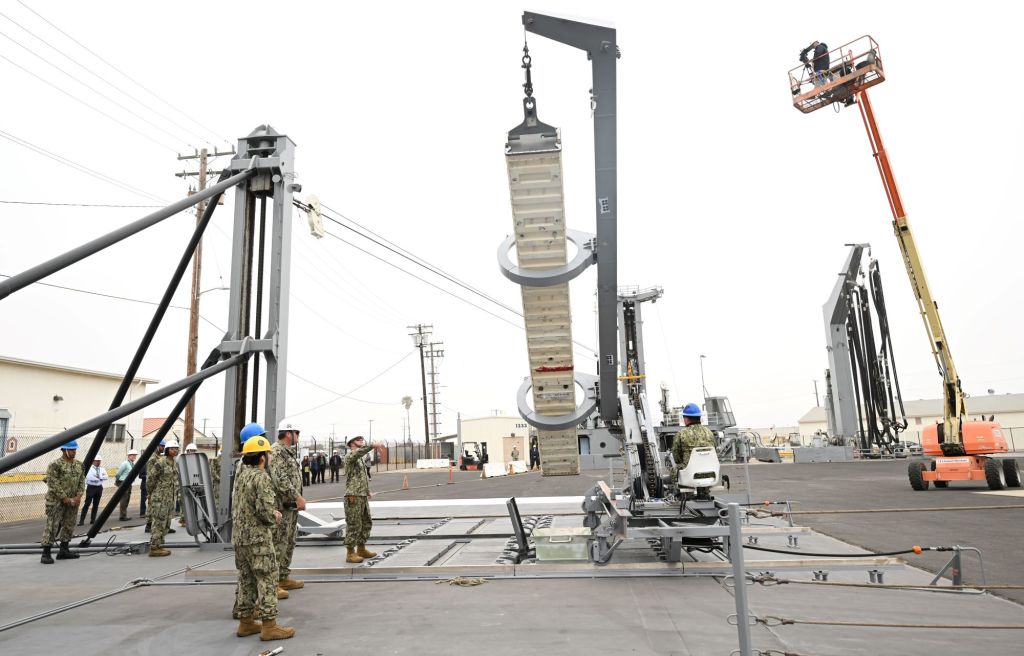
[40,440,86,564]
[270,421,306,594]
[147,439,180,557]
[232,435,295,641]
[671,403,716,482]
[344,435,377,563]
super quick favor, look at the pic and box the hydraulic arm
[855,90,966,454]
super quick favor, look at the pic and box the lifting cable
[756,503,1024,517]
[752,574,1024,591]
[753,615,1024,630]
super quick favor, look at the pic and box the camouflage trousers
[234,544,279,621]
[148,498,173,548]
[344,495,371,547]
[274,508,298,580]
[41,501,76,545]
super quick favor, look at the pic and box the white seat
[678,447,721,490]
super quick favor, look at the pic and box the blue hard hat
[61,440,79,450]
[159,439,166,446]
[681,403,702,418]
[240,422,266,443]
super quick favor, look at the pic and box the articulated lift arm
[855,90,966,452]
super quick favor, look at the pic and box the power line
[0,27,198,148]
[288,370,400,406]
[298,200,598,357]
[0,9,218,148]
[15,0,231,146]
[0,128,168,203]
[0,52,180,152]
[318,202,524,318]
[0,273,222,331]
[0,199,162,208]
[287,350,417,418]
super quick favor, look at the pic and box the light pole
[699,355,708,398]
[368,419,374,442]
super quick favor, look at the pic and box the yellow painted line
[0,473,44,483]
[0,467,118,484]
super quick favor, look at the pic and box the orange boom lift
[789,37,1020,490]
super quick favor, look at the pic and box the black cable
[743,544,919,558]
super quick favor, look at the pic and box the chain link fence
[0,427,133,524]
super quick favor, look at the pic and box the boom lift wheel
[1003,459,1022,488]
[984,458,1007,491]
[930,460,948,488]
[908,461,929,491]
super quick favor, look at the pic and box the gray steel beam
[823,244,868,441]
[217,125,296,520]
[0,169,254,301]
[524,12,618,420]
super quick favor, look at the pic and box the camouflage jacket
[672,424,716,470]
[44,457,85,502]
[344,445,374,496]
[231,465,277,546]
[268,441,302,510]
[146,455,179,502]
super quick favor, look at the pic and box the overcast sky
[2,1,1021,443]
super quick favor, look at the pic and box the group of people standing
[301,449,342,486]
[231,423,379,641]
[40,437,183,564]
[39,422,381,643]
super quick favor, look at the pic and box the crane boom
[855,89,965,453]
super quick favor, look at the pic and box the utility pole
[426,340,444,443]
[408,324,432,444]
[176,146,234,448]
[813,380,820,407]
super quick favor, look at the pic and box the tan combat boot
[149,547,170,557]
[279,577,304,590]
[276,587,289,600]
[357,545,377,559]
[236,616,261,637]
[260,618,295,641]
[346,546,363,563]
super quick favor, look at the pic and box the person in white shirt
[115,450,139,521]
[78,456,109,526]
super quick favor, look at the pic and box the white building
[798,392,1024,448]
[0,355,156,522]
[442,415,531,464]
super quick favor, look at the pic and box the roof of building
[0,355,158,384]
[800,392,1024,424]
[142,417,211,443]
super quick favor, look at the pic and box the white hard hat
[164,439,180,449]
[277,420,300,434]
[127,449,139,456]
[93,455,103,461]
[185,443,198,452]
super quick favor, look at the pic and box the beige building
[0,355,156,522]
[444,415,531,463]
[798,392,1024,448]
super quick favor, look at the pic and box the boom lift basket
[789,36,885,114]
